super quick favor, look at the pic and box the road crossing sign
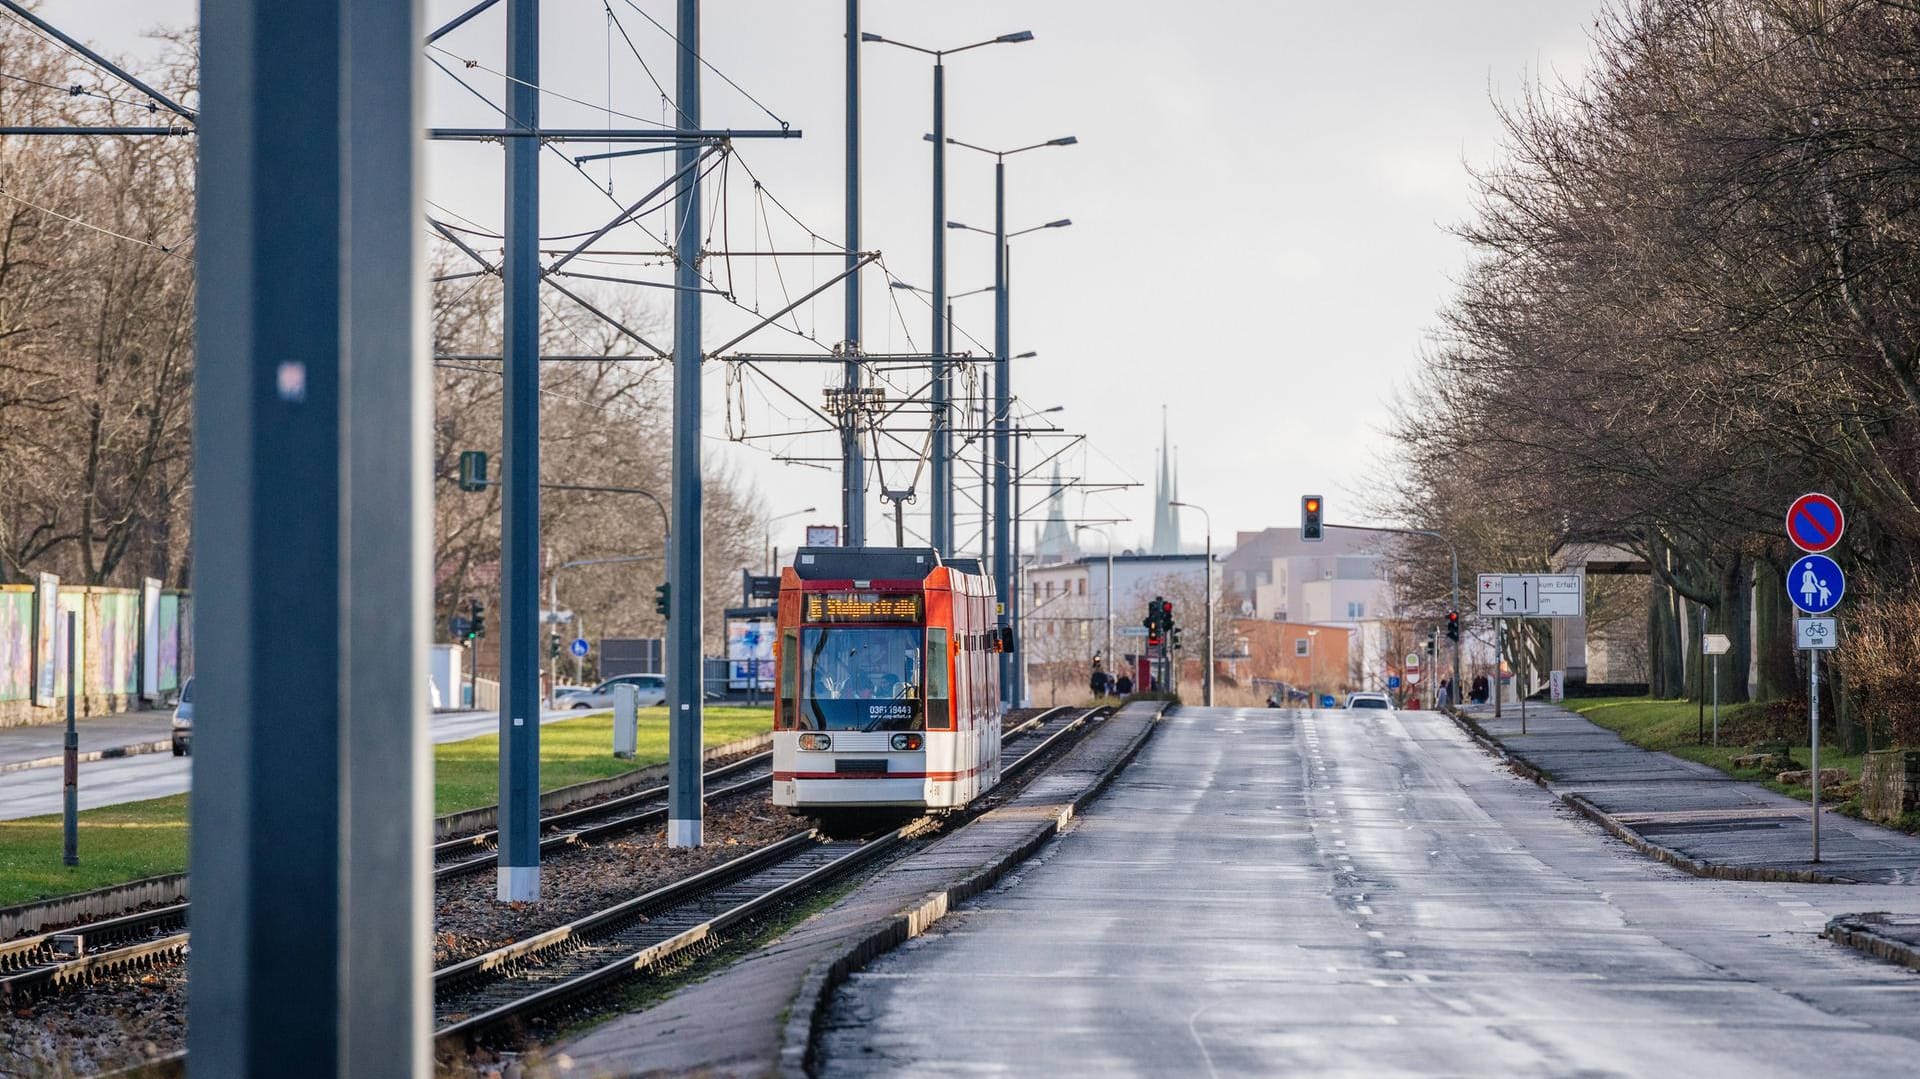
[1786,492,1845,554]
[1787,554,1845,614]
[1795,617,1838,650]
[569,637,589,658]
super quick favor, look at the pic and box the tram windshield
[797,626,925,731]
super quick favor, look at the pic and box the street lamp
[1169,500,1213,707]
[1074,523,1114,689]
[763,506,817,575]
[862,29,1036,558]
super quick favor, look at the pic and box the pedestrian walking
[1090,663,1109,699]
[1114,671,1134,697]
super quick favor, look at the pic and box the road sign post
[1785,493,1845,864]
[1703,633,1730,746]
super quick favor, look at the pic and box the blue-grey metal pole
[992,162,1011,706]
[62,611,75,866]
[191,0,349,1067]
[842,0,866,545]
[344,0,430,1066]
[669,0,705,847]
[498,0,542,902]
[929,61,950,556]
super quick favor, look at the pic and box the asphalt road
[0,708,582,820]
[819,706,1920,1077]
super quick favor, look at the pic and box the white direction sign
[1477,574,1503,615]
[1118,626,1148,638]
[1478,573,1584,618]
[1795,617,1838,650]
[1703,633,1731,655]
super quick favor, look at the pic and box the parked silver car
[172,677,195,756]
[555,673,666,710]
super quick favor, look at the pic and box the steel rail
[429,705,1103,1048]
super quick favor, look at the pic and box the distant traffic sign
[1405,671,1421,685]
[1787,554,1845,614]
[1479,573,1583,617]
[1118,626,1148,638]
[569,637,589,658]
[1702,633,1731,656]
[1786,492,1845,554]
[1796,617,1838,650]
[1386,675,1402,689]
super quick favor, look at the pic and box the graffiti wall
[0,587,30,704]
[0,585,197,725]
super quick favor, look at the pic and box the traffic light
[548,632,561,660]
[1162,599,1175,629]
[1172,626,1184,652]
[655,582,671,618]
[1301,495,1324,542]
[457,450,489,492]
[468,602,485,640]
[1426,631,1436,657]
[1446,610,1460,642]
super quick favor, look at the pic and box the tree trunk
[1717,553,1752,704]
[1753,559,1796,701]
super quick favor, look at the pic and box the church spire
[1150,408,1179,554]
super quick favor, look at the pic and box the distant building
[1228,619,1354,698]
[1032,461,1078,563]
[1222,526,1402,689]
[1022,551,1208,698]
[1148,408,1181,555]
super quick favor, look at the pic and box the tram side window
[778,630,798,729]
[926,628,951,730]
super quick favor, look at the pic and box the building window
[1295,638,1309,657]
[1077,579,1086,595]
[1346,601,1364,618]
[1033,581,1041,599]
[1045,581,1055,598]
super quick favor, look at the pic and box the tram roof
[792,546,941,582]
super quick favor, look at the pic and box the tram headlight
[890,733,923,751]
[798,733,832,752]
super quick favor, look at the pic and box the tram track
[1,706,1087,1014]
[427,704,1102,1053]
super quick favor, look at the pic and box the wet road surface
[818,706,1920,1077]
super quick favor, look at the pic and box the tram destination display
[804,592,924,623]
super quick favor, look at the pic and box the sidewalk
[1457,701,1920,885]
[0,706,579,777]
[0,710,175,773]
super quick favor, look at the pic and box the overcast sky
[43,0,1599,553]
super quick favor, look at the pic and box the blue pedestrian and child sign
[569,637,589,658]
[1787,553,1844,615]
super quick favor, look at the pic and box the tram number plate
[835,758,887,774]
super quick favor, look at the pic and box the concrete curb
[1824,913,1920,972]
[774,703,1167,1079]
[1443,708,1858,886]
[0,738,176,774]
[0,873,189,940]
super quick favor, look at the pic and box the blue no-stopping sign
[1787,554,1845,614]
[569,637,589,658]
[1786,492,1845,554]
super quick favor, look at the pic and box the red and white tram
[771,547,1009,820]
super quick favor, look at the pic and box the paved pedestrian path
[1460,701,1920,885]
[0,710,175,772]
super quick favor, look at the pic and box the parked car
[555,673,667,710]
[1344,692,1393,711]
[172,677,195,756]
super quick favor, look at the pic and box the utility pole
[993,215,1012,706]
[194,0,428,1068]
[841,0,866,545]
[497,0,543,903]
[929,57,950,557]
[668,0,706,848]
